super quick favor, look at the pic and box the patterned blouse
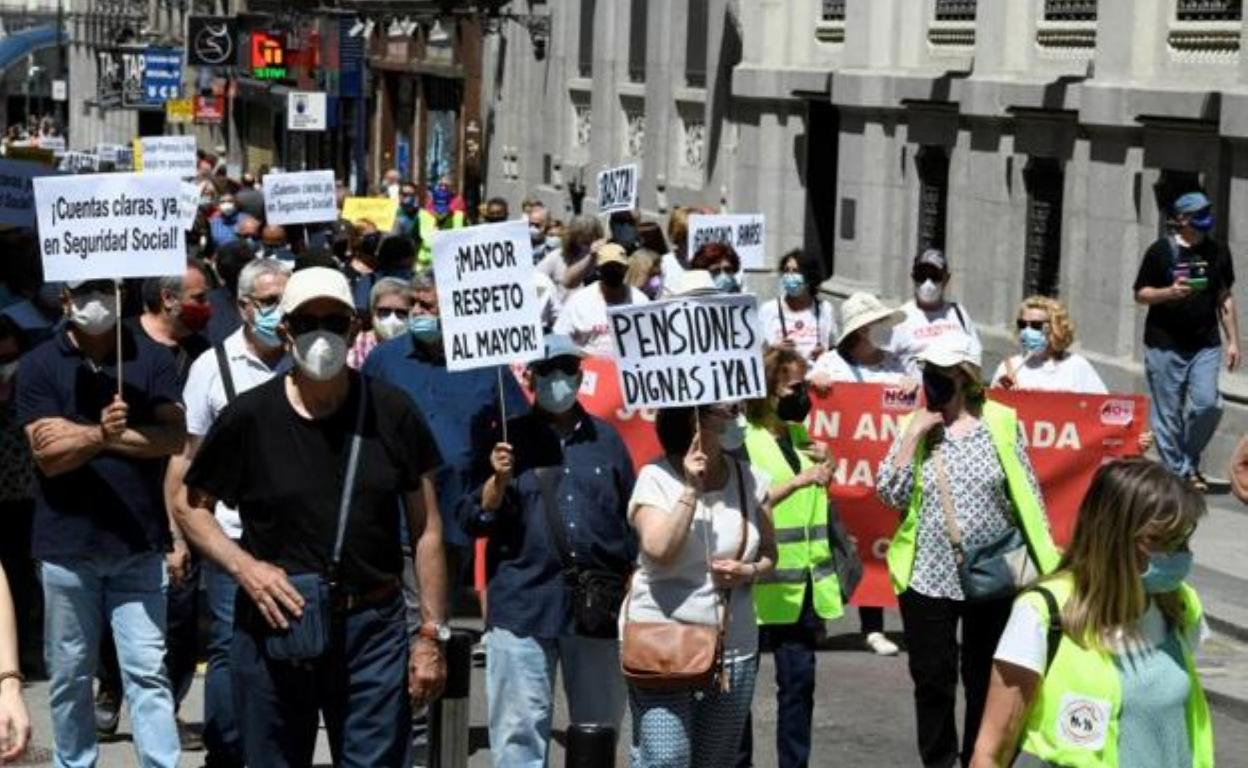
[877,420,1045,600]
[0,402,33,503]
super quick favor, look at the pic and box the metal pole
[565,723,617,768]
[428,629,472,768]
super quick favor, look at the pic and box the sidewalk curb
[1208,614,1248,646]
[1207,687,1248,723]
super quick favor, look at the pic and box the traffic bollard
[565,722,616,768]
[429,629,473,768]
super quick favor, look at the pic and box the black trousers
[897,589,1013,768]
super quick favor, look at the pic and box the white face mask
[218,202,237,216]
[373,312,408,341]
[915,279,943,305]
[69,291,118,335]
[292,331,348,381]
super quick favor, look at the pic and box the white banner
[178,181,200,231]
[95,144,120,164]
[608,293,765,408]
[33,172,185,282]
[596,163,639,215]
[136,135,197,177]
[0,160,61,228]
[263,170,337,226]
[688,213,767,270]
[433,220,545,372]
[287,91,328,131]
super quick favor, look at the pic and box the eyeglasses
[285,313,353,336]
[706,265,739,278]
[376,307,410,321]
[1016,319,1048,331]
[247,294,282,310]
[532,357,580,377]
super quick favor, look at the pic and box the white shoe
[865,631,899,656]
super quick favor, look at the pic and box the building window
[822,0,846,21]
[1044,0,1097,20]
[1176,0,1242,21]
[915,146,950,254]
[686,0,708,88]
[573,101,592,149]
[628,0,648,83]
[934,0,977,21]
[578,0,596,78]
[623,107,646,158]
[681,114,706,172]
[1023,158,1064,298]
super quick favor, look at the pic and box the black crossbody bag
[264,385,368,661]
[534,466,628,639]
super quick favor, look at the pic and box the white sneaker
[865,631,899,656]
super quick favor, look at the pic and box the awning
[0,25,68,75]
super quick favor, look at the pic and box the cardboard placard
[262,170,337,226]
[341,196,398,232]
[433,220,545,372]
[134,135,197,177]
[32,172,185,281]
[607,293,765,408]
[178,181,200,231]
[0,159,61,228]
[596,163,639,215]
[688,213,767,270]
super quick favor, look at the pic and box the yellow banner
[165,98,194,124]
[132,138,143,171]
[341,196,399,232]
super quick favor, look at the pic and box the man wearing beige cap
[176,267,449,767]
[553,242,649,356]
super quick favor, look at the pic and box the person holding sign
[18,278,187,768]
[758,249,836,364]
[876,333,1058,768]
[459,335,636,768]
[554,242,649,357]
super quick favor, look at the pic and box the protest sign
[596,163,639,214]
[134,136,197,177]
[341,196,398,231]
[607,293,765,409]
[32,172,184,282]
[178,181,200,231]
[95,144,120,164]
[287,91,327,131]
[799,384,1148,608]
[165,98,194,124]
[37,136,66,154]
[58,152,98,174]
[433,220,545,372]
[0,159,61,228]
[688,213,766,270]
[263,170,337,226]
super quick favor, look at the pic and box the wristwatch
[417,622,452,643]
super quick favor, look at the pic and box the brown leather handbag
[620,461,749,692]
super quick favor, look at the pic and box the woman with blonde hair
[991,295,1107,394]
[972,458,1213,767]
[626,248,665,300]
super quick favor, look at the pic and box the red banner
[576,357,663,471]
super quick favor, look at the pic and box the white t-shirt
[532,270,560,329]
[553,285,649,357]
[809,349,906,384]
[625,459,769,659]
[759,297,837,363]
[990,353,1108,395]
[660,251,686,298]
[886,300,983,377]
[182,327,286,538]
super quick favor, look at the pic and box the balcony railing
[1177,0,1242,21]
[1038,0,1097,53]
[816,0,846,42]
[1044,0,1097,21]
[934,0,977,22]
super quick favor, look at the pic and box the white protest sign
[596,163,639,214]
[0,160,61,228]
[32,172,184,282]
[688,213,767,270]
[37,136,66,153]
[608,293,765,408]
[135,135,197,177]
[287,91,328,131]
[96,144,120,164]
[58,151,99,174]
[178,181,200,231]
[433,220,545,372]
[263,169,337,226]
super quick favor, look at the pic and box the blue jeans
[1144,344,1223,478]
[42,553,180,768]
[629,655,759,768]
[203,560,243,767]
[484,626,627,768]
[231,592,411,768]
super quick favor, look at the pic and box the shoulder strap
[848,362,865,383]
[329,378,369,579]
[932,443,965,564]
[732,459,748,562]
[951,303,968,333]
[1034,585,1064,673]
[777,298,788,337]
[214,343,236,403]
[536,465,575,570]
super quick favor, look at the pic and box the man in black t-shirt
[1133,191,1241,490]
[176,267,448,767]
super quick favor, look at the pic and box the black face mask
[922,368,958,410]
[599,267,626,289]
[776,386,812,423]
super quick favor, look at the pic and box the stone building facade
[483,0,1248,474]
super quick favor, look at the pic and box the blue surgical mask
[1141,550,1193,594]
[714,273,740,294]
[780,273,806,297]
[535,371,579,414]
[408,314,441,344]
[252,304,283,348]
[718,420,746,452]
[1019,327,1048,355]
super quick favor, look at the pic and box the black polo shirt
[185,371,443,590]
[1134,235,1236,352]
[16,323,182,561]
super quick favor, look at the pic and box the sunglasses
[532,357,581,377]
[1016,319,1048,331]
[376,307,410,321]
[285,313,353,336]
[706,266,739,278]
[911,268,945,283]
[247,294,281,310]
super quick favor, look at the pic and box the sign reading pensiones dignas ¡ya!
[596,163,639,215]
[263,170,337,226]
[608,294,765,409]
[433,220,545,373]
[32,172,185,282]
[688,213,767,270]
